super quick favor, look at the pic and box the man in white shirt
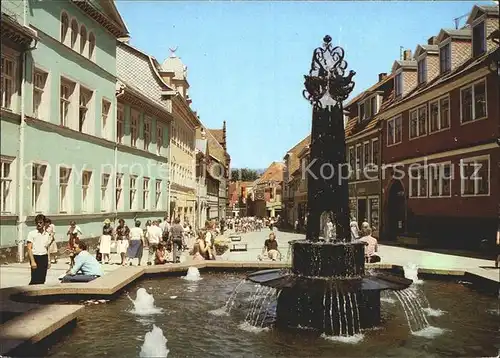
[27,214,52,285]
[147,220,162,265]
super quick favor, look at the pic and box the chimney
[378,72,387,82]
[403,49,412,60]
[427,36,437,45]
[222,121,227,151]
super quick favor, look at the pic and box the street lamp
[302,35,356,242]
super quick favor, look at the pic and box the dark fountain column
[303,35,355,243]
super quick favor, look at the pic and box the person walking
[99,219,113,264]
[45,218,58,264]
[147,220,162,265]
[115,219,130,266]
[169,218,184,263]
[27,214,51,285]
[127,220,144,266]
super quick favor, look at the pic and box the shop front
[348,180,380,237]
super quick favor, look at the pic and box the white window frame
[81,170,93,213]
[355,144,361,176]
[33,68,49,120]
[31,162,48,214]
[439,39,451,74]
[79,24,87,56]
[101,98,111,140]
[460,155,490,197]
[88,32,96,61]
[144,117,151,151]
[117,104,124,144]
[371,138,379,170]
[362,140,370,173]
[115,173,123,210]
[130,110,139,148]
[155,179,162,210]
[70,18,79,51]
[58,166,72,213]
[60,11,70,45]
[60,77,75,127]
[428,94,451,134]
[129,175,138,210]
[409,104,427,140]
[428,161,452,198]
[79,86,93,133]
[156,123,163,155]
[394,71,403,97]
[460,79,488,125]
[386,115,402,147]
[1,53,17,111]
[142,177,150,210]
[0,157,14,214]
[101,173,110,212]
[417,55,427,85]
[408,165,428,199]
[471,17,487,58]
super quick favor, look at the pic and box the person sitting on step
[259,232,282,261]
[358,227,381,263]
[60,241,103,283]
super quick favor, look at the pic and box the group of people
[26,214,103,285]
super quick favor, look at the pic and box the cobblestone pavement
[1,229,497,289]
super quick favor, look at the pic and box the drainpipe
[166,120,172,219]
[377,125,383,239]
[115,85,125,222]
[17,1,38,263]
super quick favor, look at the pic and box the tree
[230,168,259,182]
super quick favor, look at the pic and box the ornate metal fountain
[247,35,412,336]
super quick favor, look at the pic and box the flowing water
[47,272,499,357]
[182,267,202,281]
[139,325,169,357]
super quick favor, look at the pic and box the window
[1,55,16,110]
[33,69,48,119]
[395,73,402,97]
[130,111,138,147]
[461,156,489,196]
[60,78,75,126]
[472,22,486,57]
[387,116,402,146]
[79,25,87,55]
[61,12,69,44]
[142,177,150,210]
[409,106,427,139]
[429,96,450,133]
[370,96,377,117]
[363,141,370,171]
[102,99,111,138]
[156,124,163,155]
[79,87,92,132]
[461,80,487,123]
[371,138,379,167]
[409,110,418,139]
[1,159,13,213]
[417,57,427,84]
[429,162,451,198]
[32,163,47,213]
[115,173,123,210]
[348,146,355,178]
[409,165,427,198]
[59,167,71,213]
[101,173,110,212]
[70,19,78,49]
[82,170,92,212]
[144,117,151,150]
[359,102,365,120]
[129,175,137,210]
[155,179,162,210]
[117,105,124,143]
[439,43,451,74]
[88,32,96,60]
[355,144,361,176]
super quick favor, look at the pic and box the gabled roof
[284,135,310,183]
[209,129,224,145]
[206,129,226,164]
[391,60,417,73]
[467,4,499,24]
[436,28,472,43]
[345,73,394,108]
[414,44,439,58]
[256,162,285,185]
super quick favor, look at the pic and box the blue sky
[116,1,491,168]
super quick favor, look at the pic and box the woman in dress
[115,219,130,266]
[99,219,113,264]
[191,231,209,261]
[45,218,58,264]
[127,220,144,266]
[67,221,82,268]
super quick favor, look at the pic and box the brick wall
[403,70,417,96]
[451,40,472,71]
[426,54,440,83]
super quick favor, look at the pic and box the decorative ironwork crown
[303,35,356,108]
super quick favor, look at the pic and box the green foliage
[230,168,259,182]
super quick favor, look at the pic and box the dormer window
[417,57,427,84]
[472,21,486,57]
[439,43,451,74]
[359,102,365,120]
[394,73,402,97]
[370,96,377,117]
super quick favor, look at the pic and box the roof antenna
[453,12,470,29]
